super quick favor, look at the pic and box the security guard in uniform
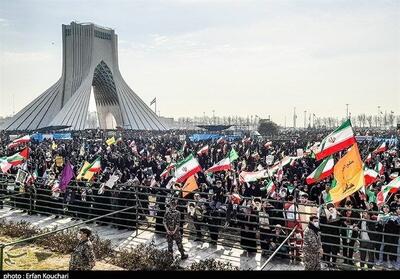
[163,199,188,260]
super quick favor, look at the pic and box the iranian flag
[315,119,356,160]
[8,135,31,149]
[364,153,372,163]
[375,161,384,175]
[197,145,209,156]
[261,180,276,195]
[217,136,226,144]
[377,177,400,206]
[161,162,175,178]
[83,157,101,174]
[239,169,268,183]
[174,154,202,183]
[205,149,238,173]
[0,157,12,173]
[364,166,379,186]
[7,148,29,166]
[306,156,334,185]
[264,141,272,148]
[373,142,387,154]
[206,157,232,173]
[242,137,252,145]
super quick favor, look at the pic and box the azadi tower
[2,22,168,131]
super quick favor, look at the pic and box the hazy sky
[0,0,399,126]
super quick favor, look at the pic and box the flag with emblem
[306,155,334,185]
[326,143,364,204]
[315,119,356,160]
[174,154,202,183]
[181,175,198,198]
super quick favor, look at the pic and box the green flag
[229,148,239,162]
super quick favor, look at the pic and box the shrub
[0,219,38,239]
[0,220,113,260]
[189,258,238,271]
[110,241,182,270]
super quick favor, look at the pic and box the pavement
[0,206,303,270]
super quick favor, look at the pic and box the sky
[0,0,399,126]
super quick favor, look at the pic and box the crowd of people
[0,126,399,270]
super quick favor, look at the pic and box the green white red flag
[377,177,400,206]
[315,119,356,160]
[7,135,31,149]
[161,162,175,178]
[373,142,387,154]
[364,153,372,163]
[174,154,202,183]
[197,145,209,156]
[306,156,334,185]
[364,166,379,186]
[7,148,29,166]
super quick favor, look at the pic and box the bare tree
[366,115,373,127]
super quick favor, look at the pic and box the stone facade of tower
[1,22,168,131]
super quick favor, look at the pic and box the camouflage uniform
[303,225,322,270]
[69,239,96,270]
[164,207,185,255]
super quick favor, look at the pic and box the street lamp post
[212,110,215,125]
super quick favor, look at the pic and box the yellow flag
[52,141,58,150]
[77,161,95,181]
[327,143,364,204]
[181,175,198,198]
[106,136,116,146]
[55,155,64,167]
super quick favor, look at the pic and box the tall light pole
[304,110,307,128]
[293,107,296,129]
[212,110,215,124]
[377,106,381,127]
[346,104,349,119]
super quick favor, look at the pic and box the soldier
[163,199,188,260]
[69,227,96,271]
[303,215,323,270]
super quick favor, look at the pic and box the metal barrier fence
[0,174,399,270]
[0,204,137,270]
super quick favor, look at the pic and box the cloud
[0,18,9,27]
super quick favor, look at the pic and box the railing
[0,204,137,270]
[1,175,399,270]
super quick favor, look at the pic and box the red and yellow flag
[326,143,364,204]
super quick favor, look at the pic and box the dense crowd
[0,127,399,270]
